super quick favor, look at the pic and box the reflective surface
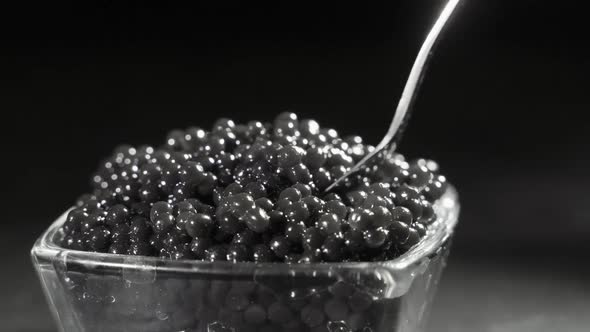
[32,189,458,332]
[327,0,461,191]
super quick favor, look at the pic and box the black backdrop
[2,1,589,331]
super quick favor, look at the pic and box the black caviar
[60,112,448,263]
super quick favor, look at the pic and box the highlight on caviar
[60,112,449,263]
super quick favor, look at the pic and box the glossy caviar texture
[60,112,448,262]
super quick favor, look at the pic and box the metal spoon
[325,0,461,192]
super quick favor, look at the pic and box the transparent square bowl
[31,187,458,332]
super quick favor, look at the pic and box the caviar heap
[60,112,448,263]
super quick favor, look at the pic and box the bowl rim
[32,186,459,274]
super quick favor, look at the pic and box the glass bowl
[31,187,459,332]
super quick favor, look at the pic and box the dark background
[2,0,589,331]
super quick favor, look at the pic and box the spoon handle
[325,0,461,192]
